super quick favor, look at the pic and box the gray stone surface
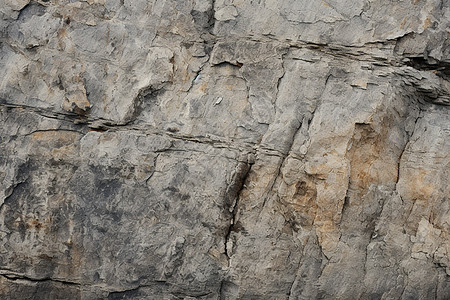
[0,0,449,299]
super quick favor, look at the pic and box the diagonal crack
[223,158,253,262]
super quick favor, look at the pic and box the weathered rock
[0,0,449,299]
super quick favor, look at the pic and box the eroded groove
[224,159,253,261]
[107,285,142,300]
[395,105,423,189]
[0,273,81,287]
[260,113,307,209]
[22,128,86,137]
[0,102,87,124]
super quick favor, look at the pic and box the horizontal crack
[0,272,81,287]
[1,101,287,160]
[0,102,89,124]
[22,128,86,137]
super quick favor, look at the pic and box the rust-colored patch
[30,130,79,145]
[403,169,435,200]
[199,81,208,93]
[346,120,398,197]
[58,27,67,38]
[423,17,432,29]
[66,240,83,277]
[400,17,407,29]
[30,131,80,159]
[24,217,48,232]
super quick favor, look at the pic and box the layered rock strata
[0,0,449,299]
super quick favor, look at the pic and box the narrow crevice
[223,160,253,261]
[395,105,423,190]
[260,116,304,210]
[363,241,369,282]
[218,280,225,300]
[317,246,330,276]
[406,57,450,78]
[0,273,81,287]
[434,279,439,300]
[186,68,204,93]
[172,291,213,299]
[0,102,88,124]
[260,160,282,211]
[339,192,350,225]
[22,128,86,137]
[399,271,408,300]
[107,285,142,299]
[274,51,287,105]
[395,141,408,186]
[209,0,217,34]
[286,259,302,299]
[211,61,243,69]
[144,154,159,186]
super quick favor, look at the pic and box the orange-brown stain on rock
[402,169,435,201]
[278,175,318,228]
[400,17,407,29]
[30,131,81,159]
[31,131,80,146]
[199,81,208,93]
[66,240,83,277]
[423,17,432,29]
[57,27,67,50]
[11,215,50,234]
[30,131,79,145]
[347,121,398,197]
[25,218,45,231]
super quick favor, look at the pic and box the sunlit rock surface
[0,0,449,299]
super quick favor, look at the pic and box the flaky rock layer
[0,0,449,299]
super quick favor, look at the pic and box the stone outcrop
[0,0,449,299]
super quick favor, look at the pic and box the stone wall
[0,0,449,299]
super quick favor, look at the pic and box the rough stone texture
[0,0,449,299]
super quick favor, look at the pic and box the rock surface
[0,0,449,299]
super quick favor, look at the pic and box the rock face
[0,0,449,299]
